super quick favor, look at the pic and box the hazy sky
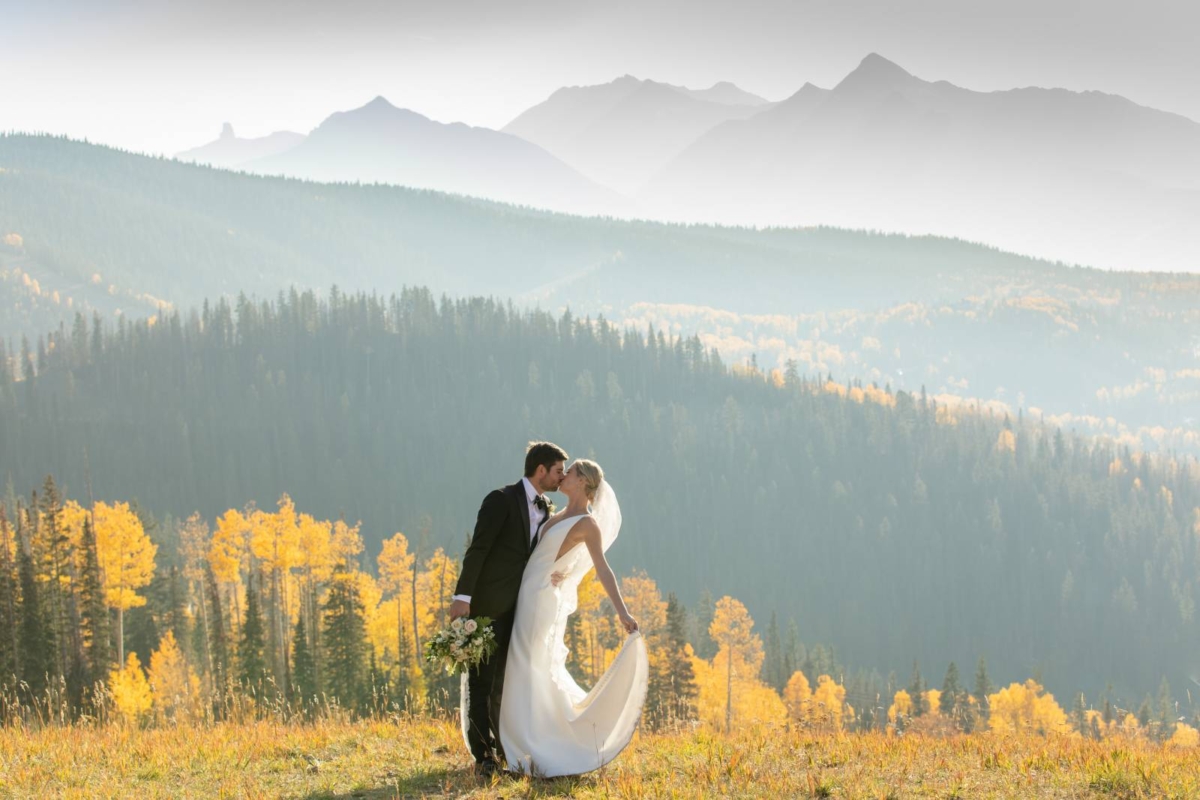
[3,0,1198,155]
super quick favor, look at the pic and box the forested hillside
[2,287,1197,702]
[3,134,1197,457]
[0,134,1060,321]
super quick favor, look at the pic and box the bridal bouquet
[424,616,498,676]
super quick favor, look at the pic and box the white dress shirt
[453,477,546,605]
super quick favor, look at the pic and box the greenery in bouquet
[423,616,498,676]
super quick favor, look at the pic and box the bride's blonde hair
[573,459,604,501]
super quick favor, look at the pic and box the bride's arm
[581,519,639,633]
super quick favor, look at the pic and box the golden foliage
[710,596,764,675]
[377,532,414,597]
[148,631,202,722]
[987,680,1070,735]
[888,689,913,723]
[996,429,1016,453]
[783,671,812,722]
[209,508,251,586]
[414,548,459,642]
[1168,723,1200,748]
[109,652,153,723]
[94,501,157,610]
[810,675,850,731]
[692,652,785,730]
[621,570,667,635]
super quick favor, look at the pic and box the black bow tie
[534,495,549,512]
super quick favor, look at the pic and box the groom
[450,441,568,775]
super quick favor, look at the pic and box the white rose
[464,619,478,634]
[451,618,464,632]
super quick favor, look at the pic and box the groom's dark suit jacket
[455,481,540,619]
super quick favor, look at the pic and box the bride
[490,459,648,777]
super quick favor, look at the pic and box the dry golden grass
[1,717,1199,799]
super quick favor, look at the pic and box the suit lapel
[512,482,532,554]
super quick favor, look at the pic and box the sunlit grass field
[2,716,1198,799]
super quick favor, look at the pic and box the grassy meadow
[1,716,1198,799]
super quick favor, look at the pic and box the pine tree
[0,507,18,683]
[764,612,785,693]
[38,477,81,692]
[78,517,112,693]
[664,592,697,723]
[164,566,190,657]
[291,614,318,713]
[1071,691,1088,735]
[238,574,269,691]
[693,588,717,660]
[1157,677,1174,739]
[973,657,992,720]
[908,662,927,716]
[16,538,53,696]
[940,662,961,721]
[322,565,369,713]
[203,563,229,703]
[1137,696,1152,728]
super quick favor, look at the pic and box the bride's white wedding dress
[463,481,648,777]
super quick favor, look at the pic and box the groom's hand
[450,599,470,620]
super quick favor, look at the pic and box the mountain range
[502,75,772,194]
[641,53,1200,272]
[177,55,1200,271]
[237,97,626,216]
[175,123,305,169]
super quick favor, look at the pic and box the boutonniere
[546,499,557,515]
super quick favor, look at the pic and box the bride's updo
[573,459,604,501]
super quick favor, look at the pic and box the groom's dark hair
[525,441,568,477]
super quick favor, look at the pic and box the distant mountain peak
[364,95,397,110]
[220,122,235,140]
[835,52,918,94]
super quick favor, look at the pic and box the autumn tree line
[3,480,1199,749]
[0,481,696,727]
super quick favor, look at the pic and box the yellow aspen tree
[987,680,1070,735]
[709,596,765,732]
[924,688,941,716]
[811,675,849,730]
[620,570,670,720]
[109,652,153,723]
[94,501,156,663]
[1168,723,1200,748]
[251,497,302,685]
[178,513,214,680]
[888,689,913,724]
[784,670,813,723]
[148,630,201,722]
[331,519,364,565]
[621,570,667,634]
[59,500,90,563]
[415,548,460,642]
[295,512,334,675]
[209,507,253,637]
[1119,713,1141,739]
[377,532,416,690]
[569,568,609,683]
[691,649,784,730]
